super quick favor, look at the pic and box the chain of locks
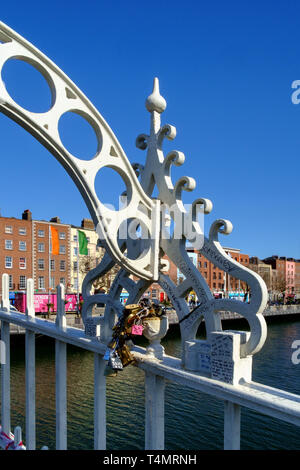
[103,299,166,376]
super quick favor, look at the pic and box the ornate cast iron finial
[145,77,167,114]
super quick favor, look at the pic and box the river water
[3,317,300,450]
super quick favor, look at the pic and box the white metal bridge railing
[0,274,300,450]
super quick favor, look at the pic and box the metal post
[94,353,106,449]
[77,233,80,316]
[55,339,67,449]
[145,371,165,450]
[25,278,36,449]
[48,225,51,304]
[1,274,10,436]
[224,401,241,450]
[1,321,10,436]
[55,283,67,449]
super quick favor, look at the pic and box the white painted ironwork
[0,23,298,451]
[81,78,268,362]
[0,276,300,450]
[0,22,160,282]
[25,278,35,450]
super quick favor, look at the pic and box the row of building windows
[5,256,25,269]
[73,247,89,256]
[5,257,26,269]
[5,226,27,235]
[5,240,67,253]
[6,275,66,290]
[5,240,27,251]
[198,268,224,280]
[72,235,90,242]
[37,243,66,253]
[5,256,66,271]
[5,241,67,254]
[4,226,69,240]
[4,240,93,256]
[198,259,248,269]
[37,229,66,239]
[198,254,248,263]
[212,283,224,289]
[5,237,93,254]
[38,259,66,271]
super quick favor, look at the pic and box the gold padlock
[117,344,135,367]
[107,339,117,350]
[124,304,141,317]
[124,312,139,334]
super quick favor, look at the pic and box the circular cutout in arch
[94,165,132,210]
[117,218,151,261]
[58,111,101,160]
[1,57,54,113]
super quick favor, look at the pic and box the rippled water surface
[3,318,300,450]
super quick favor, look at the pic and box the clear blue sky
[0,0,299,260]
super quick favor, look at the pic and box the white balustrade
[145,372,165,450]
[25,278,36,450]
[94,353,106,450]
[224,401,241,450]
[0,274,299,450]
[55,283,67,450]
[1,273,10,436]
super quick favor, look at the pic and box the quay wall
[8,305,300,334]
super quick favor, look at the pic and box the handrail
[0,306,299,429]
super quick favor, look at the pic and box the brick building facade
[263,255,300,296]
[0,210,72,296]
[197,247,249,294]
[0,211,105,299]
[143,247,250,302]
[0,210,32,292]
[32,217,71,294]
[70,219,101,293]
[1,210,299,304]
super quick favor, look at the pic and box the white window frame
[38,243,45,253]
[5,256,12,268]
[19,257,26,269]
[19,241,27,251]
[59,232,66,240]
[38,230,45,237]
[59,245,66,254]
[19,275,26,290]
[19,227,27,235]
[38,276,45,289]
[38,259,45,270]
[5,240,13,250]
[5,225,12,234]
[60,260,65,271]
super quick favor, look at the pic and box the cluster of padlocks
[103,299,165,376]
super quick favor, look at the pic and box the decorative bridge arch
[0,22,299,453]
[0,21,268,358]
